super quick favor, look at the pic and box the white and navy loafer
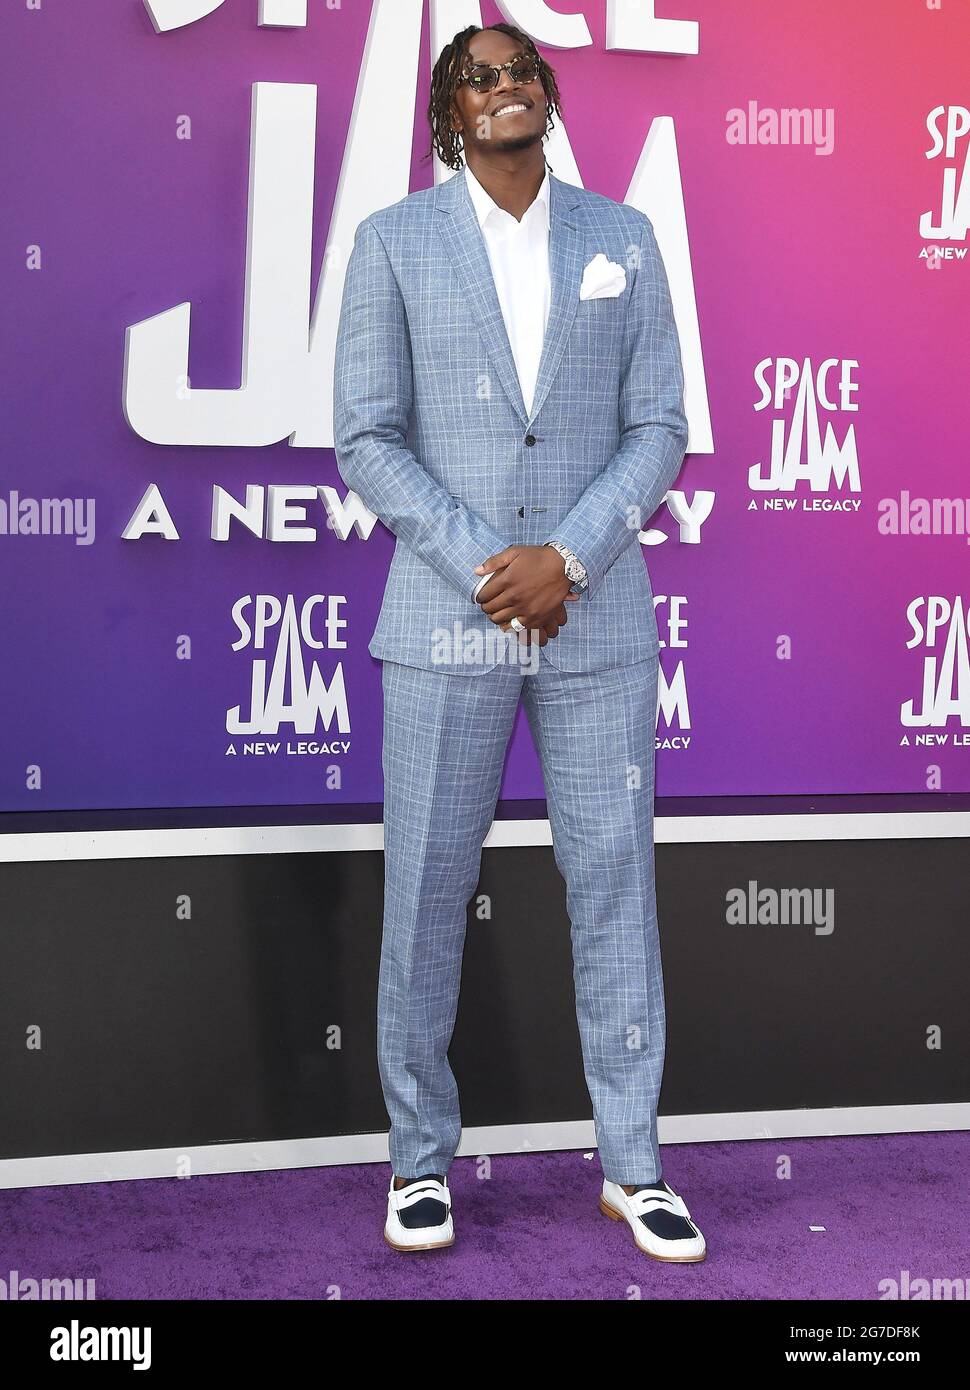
[600,1178,707,1262]
[383,1174,454,1252]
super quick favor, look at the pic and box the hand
[474,545,580,631]
[506,601,571,648]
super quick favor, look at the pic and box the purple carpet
[1,1132,966,1300]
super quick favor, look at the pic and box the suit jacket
[332,163,688,674]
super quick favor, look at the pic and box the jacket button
[525,434,536,446]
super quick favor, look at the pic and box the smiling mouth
[493,103,530,119]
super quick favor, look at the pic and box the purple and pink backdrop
[2,0,968,811]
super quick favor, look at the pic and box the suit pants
[377,647,666,1186]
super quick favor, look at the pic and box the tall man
[334,23,705,1263]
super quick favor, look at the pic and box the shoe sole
[384,1230,455,1253]
[599,1195,707,1263]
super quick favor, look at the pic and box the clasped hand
[473,545,580,647]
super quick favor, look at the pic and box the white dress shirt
[465,164,556,602]
[464,161,552,419]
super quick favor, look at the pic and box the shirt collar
[464,163,550,232]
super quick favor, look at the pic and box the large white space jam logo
[749,358,861,509]
[227,594,350,746]
[901,597,970,735]
[920,106,970,249]
[128,1,711,458]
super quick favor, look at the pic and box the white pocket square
[579,253,628,300]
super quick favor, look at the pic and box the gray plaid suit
[333,164,688,1183]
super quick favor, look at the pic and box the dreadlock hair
[426,23,562,172]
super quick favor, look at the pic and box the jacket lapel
[435,164,586,428]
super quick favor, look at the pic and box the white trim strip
[1,1103,966,1190]
[2,811,970,863]
[0,822,386,863]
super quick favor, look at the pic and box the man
[333,23,705,1263]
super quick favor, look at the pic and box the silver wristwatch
[545,541,588,591]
